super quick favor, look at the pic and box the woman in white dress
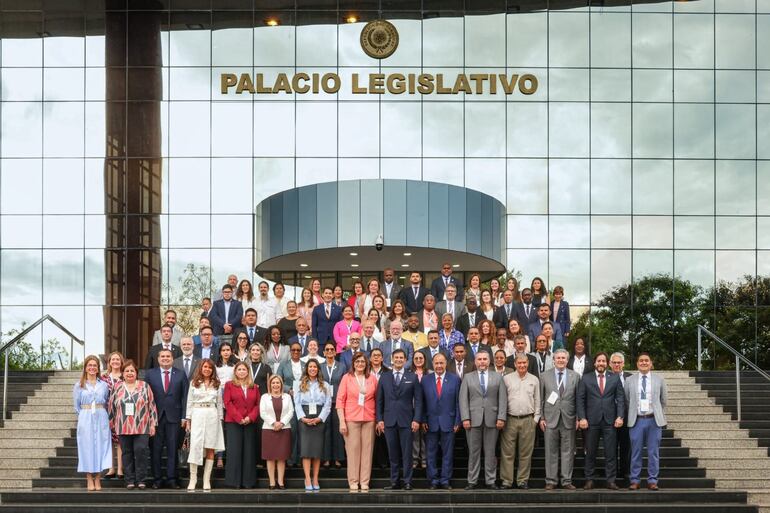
[185,359,225,492]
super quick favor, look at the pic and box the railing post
[697,326,702,371]
[69,338,74,371]
[3,348,9,421]
[735,355,741,422]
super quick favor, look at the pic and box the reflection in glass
[716,160,755,215]
[591,160,631,215]
[549,160,589,214]
[633,13,673,68]
[715,14,756,69]
[674,104,714,159]
[674,13,714,68]
[716,104,756,159]
[675,217,714,249]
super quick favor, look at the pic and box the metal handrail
[696,324,770,422]
[1,314,85,420]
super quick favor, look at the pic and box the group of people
[74,265,667,493]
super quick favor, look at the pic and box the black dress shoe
[490,484,501,490]
[583,480,594,490]
[170,481,181,489]
[403,484,413,491]
[429,484,438,490]
[441,483,452,490]
[464,483,479,490]
[517,482,529,490]
[384,484,401,490]
[151,482,161,490]
[500,484,514,490]
[607,482,620,490]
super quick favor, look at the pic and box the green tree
[162,263,216,335]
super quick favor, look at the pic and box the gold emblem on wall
[360,20,399,59]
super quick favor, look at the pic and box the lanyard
[325,363,336,382]
[251,363,262,381]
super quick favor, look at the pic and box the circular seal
[360,20,399,59]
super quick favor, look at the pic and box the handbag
[178,430,190,466]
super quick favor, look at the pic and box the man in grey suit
[379,320,414,371]
[459,350,507,489]
[625,352,667,491]
[173,337,200,380]
[435,284,467,328]
[380,267,401,310]
[539,348,579,490]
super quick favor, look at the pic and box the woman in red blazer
[223,362,261,489]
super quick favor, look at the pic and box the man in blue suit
[577,352,625,490]
[421,352,461,490]
[145,348,189,489]
[430,263,464,303]
[339,333,368,370]
[376,349,423,490]
[208,284,243,337]
[528,304,564,348]
[311,287,342,344]
[379,320,414,371]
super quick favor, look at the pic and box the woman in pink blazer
[333,305,362,353]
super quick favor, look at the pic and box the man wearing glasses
[340,333,366,370]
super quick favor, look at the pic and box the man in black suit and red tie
[576,352,625,490]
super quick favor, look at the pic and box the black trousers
[583,421,618,482]
[225,422,257,488]
[374,430,389,468]
[617,425,631,481]
[322,409,346,462]
[152,416,180,483]
[120,434,149,484]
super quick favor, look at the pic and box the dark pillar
[104,3,163,364]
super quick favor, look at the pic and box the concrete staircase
[662,371,770,513]
[0,371,80,489]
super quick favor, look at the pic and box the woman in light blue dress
[73,355,112,491]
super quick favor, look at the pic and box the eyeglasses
[324,348,336,352]
[290,349,301,352]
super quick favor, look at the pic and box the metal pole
[69,338,74,371]
[735,355,741,422]
[3,349,9,421]
[697,327,702,371]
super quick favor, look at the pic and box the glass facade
[1,1,769,367]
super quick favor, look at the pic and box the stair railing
[0,315,85,420]
[696,324,770,422]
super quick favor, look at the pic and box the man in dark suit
[192,326,219,361]
[463,326,494,365]
[456,296,483,339]
[418,330,450,371]
[380,267,402,310]
[209,284,243,337]
[236,308,267,346]
[145,324,182,369]
[311,287,342,343]
[398,271,430,315]
[514,288,539,333]
[610,351,632,485]
[421,353,461,490]
[376,349,424,490]
[145,348,189,489]
[528,304,564,348]
[447,343,474,379]
[430,263,464,303]
[494,289,516,329]
[435,284,466,327]
[577,352,625,490]
[287,317,312,356]
[339,333,367,370]
[173,337,200,380]
[505,335,539,377]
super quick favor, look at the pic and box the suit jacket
[145,366,188,423]
[287,334,312,356]
[209,299,244,336]
[459,370,508,428]
[539,367,578,430]
[505,353,540,377]
[380,281,402,309]
[339,348,369,371]
[311,303,343,344]
[319,360,347,401]
[567,354,594,375]
[379,338,415,371]
[493,302,516,329]
[192,343,220,362]
[456,310,484,339]
[447,357,474,379]
[173,354,201,380]
[514,302,539,333]
[276,359,305,393]
[420,372,461,432]
[264,343,291,374]
[551,300,571,336]
[398,285,431,315]
[152,325,183,346]
[463,342,494,365]
[577,371,625,426]
[376,369,424,428]
[223,381,260,424]
[528,320,565,350]
[435,300,467,327]
[236,325,268,346]
[430,275,464,303]
[144,343,182,370]
[624,372,667,428]
[418,346,450,371]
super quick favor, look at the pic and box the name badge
[640,399,651,412]
[124,403,135,417]
[386,298,391,308]
[547,391,559,405]
[309,403,317,415]
[358,391,366,406]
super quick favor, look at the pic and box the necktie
[444,277,448,286]
[163,370,170,393]
[413,287,418,299]
[469,313,474,324]
[299,336,305,350]
[558,371,564,395]
[249,327,254,340]
[598,373,605,395]
[641,375,647,400]
[525,304,530,317]
[480,371,486,396]
[436,375,442,397]
[363,339,369,352]
[395,371,402,387]
[449,302,454,315]
[325,305,330,318]
[184,358,190,377]
[472,344,478,355]
[506,304,511,317]
[458,361,463,377]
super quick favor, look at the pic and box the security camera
[375,234,384,251]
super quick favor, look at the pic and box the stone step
[697,458,769,469]
[0,480,32,489]
[0,470,39,479]
[707,468,770,479]
[667,413,733,421]
[669,424,744,434]
[0,439,65,449]
[0,449,57,458]
[716,479,770,489]
[666,407,726,414]
[0,428,72,439]
[10,413,77,421]
[16,405,75,414]
[667,399,717,407]
[685,439,758,449]
[689,447,770,458]
[0,459,50,470]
